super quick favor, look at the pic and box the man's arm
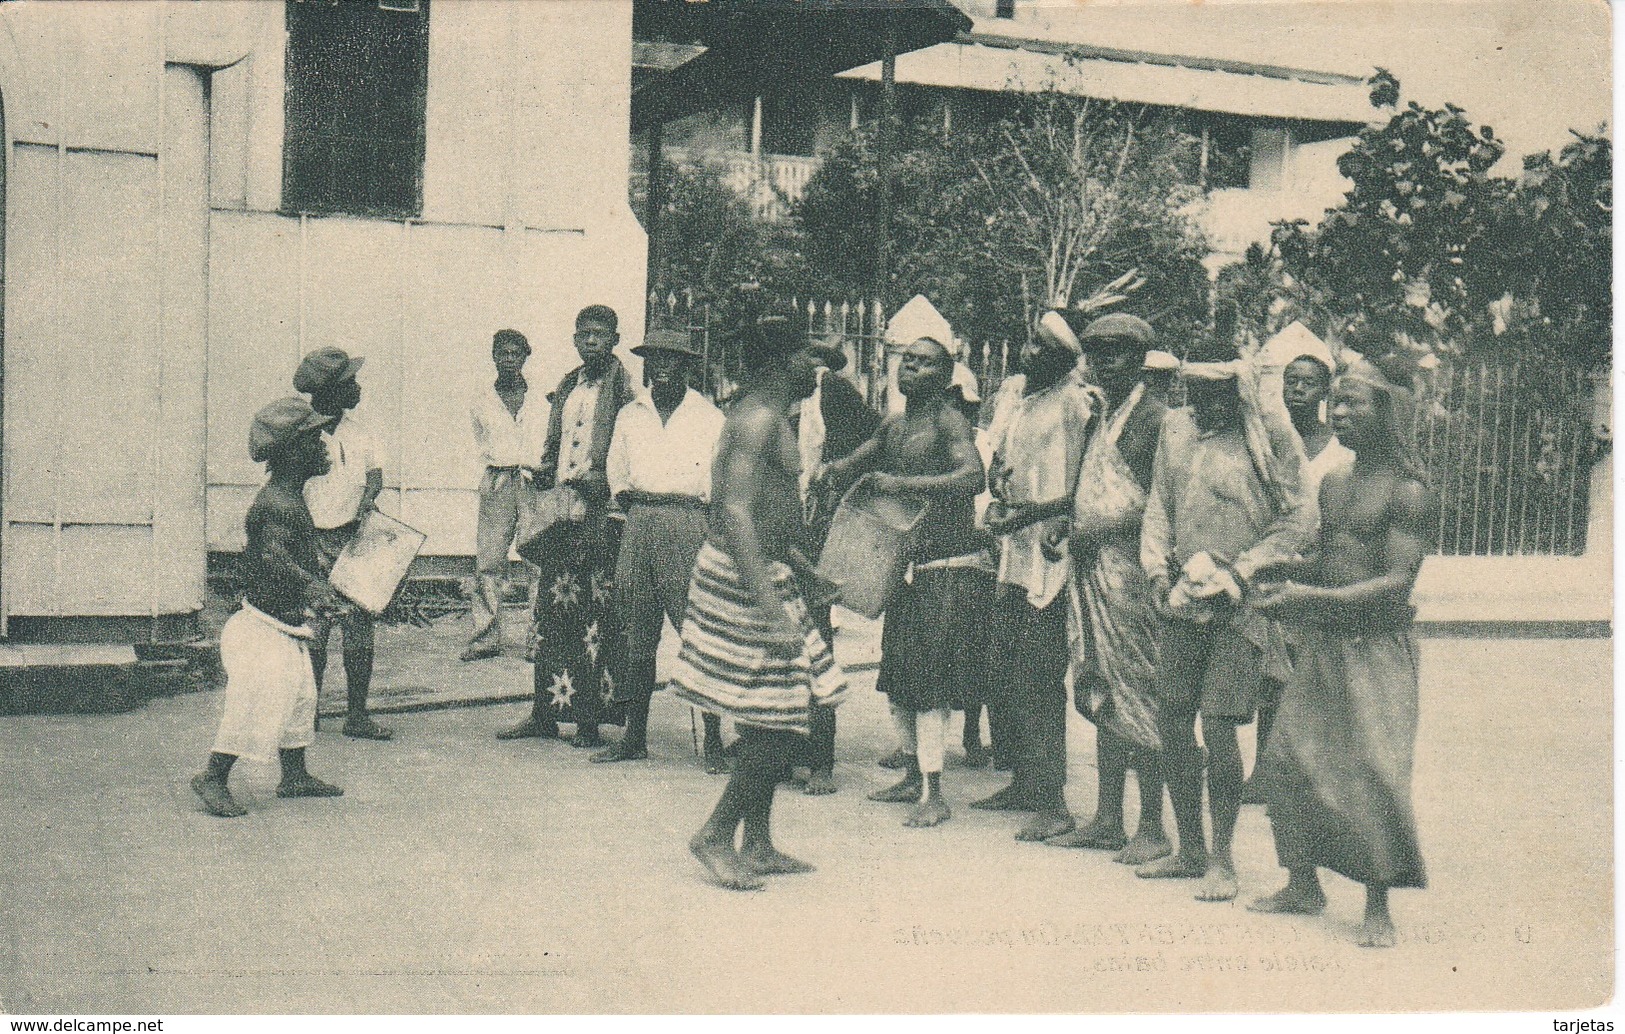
[256,507,340,612]
[819,420,887,484]
[1139,428,1176,589]
[606,409,633,505]
[1259,480,1436,620]
[1232,473,1316,584]
[877,408,985,498]
[713,411,801,651]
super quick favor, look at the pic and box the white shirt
[606,389,726,502]
[304,413,382,530]
[470,380,549,469]
[557,376,604,484]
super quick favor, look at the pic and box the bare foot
[276,775,344,798]
[1195,860,1239,902]
[192,773,247,818]
[877,749,913,771]
[969,785,1038,812]
[689,834,765,891]
[342,715,393,741]
[1355,914,1397,948]
[904,796,951,828]
[1016,810,1075,842]
[590,742,648,764]
[1248,885,1327,915]
[868,774,923,804]
[1115,828,1173,866]
[703,751,732,776]
[1136,851,1207,880]
[569,730,602,749]
[740,844,816,875]
[1045,814,1126,850]
[497,716,560,741]
[803,768,837,796]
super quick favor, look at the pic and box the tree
[796,92,1211,346]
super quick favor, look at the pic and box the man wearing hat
[499,304,636,747]
[192,398,346,817]
[1045,313,1171,866]
[462,328,549,662]
[590,328,726,764]
[672,315,847,890]
[295,346,391,741]
[790,333,880,792]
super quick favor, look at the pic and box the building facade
[0,0,649,644]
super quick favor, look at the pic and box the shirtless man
[671,317,847,890]
[193,398,346,817]
[1248,356,1435,947]
[820,337,985,827]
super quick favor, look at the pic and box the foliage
[1264,72,1610,375]
[795,93,1211,346]
[635,159,806,306]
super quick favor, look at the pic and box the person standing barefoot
[671,316,847,890]
[193,398,346,817]
[1248,355,1434,948]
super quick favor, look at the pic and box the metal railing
[648,287,1603,556]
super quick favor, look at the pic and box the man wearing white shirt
[463,329,549,662]
[295,346,391,742]
[592,329,726,763]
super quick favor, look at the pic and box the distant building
[640,0,1374,271]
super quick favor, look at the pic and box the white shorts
[211,603,319,762]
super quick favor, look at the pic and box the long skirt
[1066,539,1163,751]
[670,542,846,736]
[876,562,994,713]
[531,523,625,727]
[1259,624,1427,889]
[211,603,319,762]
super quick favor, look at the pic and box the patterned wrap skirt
[670,542,847,735]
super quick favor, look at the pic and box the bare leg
[192,752,246,818]
[1049,727,1128,850]
[1138,706,1206,879]
[703,713,730,775]
[871,703,922,802]
[340,617,391,740]
[1194,718,1243,901]
[1117,749,1172,865]
[739,750,815,875]
[691,733,767,891]
[275,747,343,798]
[960,704,991,767]
[1249,867,1327,915]
[1243,683,1280,804]
[803,703,838,795]
[1356,885,1397,947]
[905,710,951,827]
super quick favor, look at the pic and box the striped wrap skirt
[670,542,847,735]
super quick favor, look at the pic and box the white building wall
[0,1,648,631]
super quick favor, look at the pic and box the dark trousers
[990,585,1069,809]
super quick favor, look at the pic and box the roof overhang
[838,32,1373,124]
[631,0,973,132]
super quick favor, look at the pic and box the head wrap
[1182,357,1307,514]
[1335,356,1428,483]
[1079,313,1155,352]
[949,362,981,404]
[1142,350,1180,372]
[1037,310,1083,356]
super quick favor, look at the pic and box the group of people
[193,297,1435,950]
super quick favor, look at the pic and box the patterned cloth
[1065,385,1162,751]
[1259,621,1426,889]
[530,524,625,727]
[670,542,847,735]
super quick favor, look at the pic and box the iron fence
[647,288,1603,557]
